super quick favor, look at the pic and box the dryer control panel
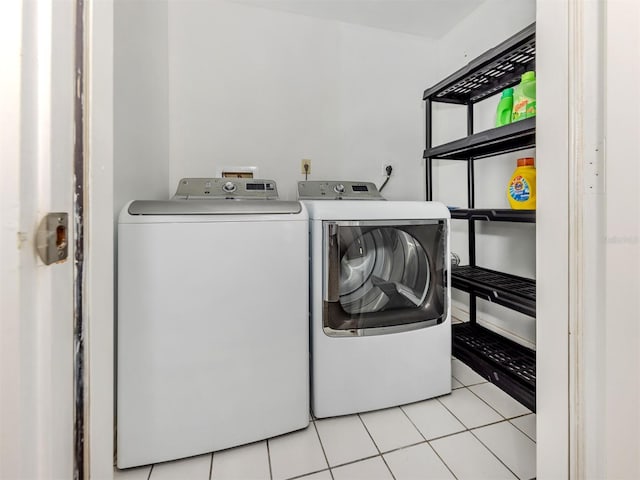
[297,181,384,200]
[174,178,278,200]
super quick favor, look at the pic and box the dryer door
[323,219,448,336]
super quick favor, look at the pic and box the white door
[1,1,77,478]
[539,0,640,477]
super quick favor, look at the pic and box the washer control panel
[174,178,278,199]
[297,181,384,200]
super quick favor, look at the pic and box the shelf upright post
[425,98,433,201]
[467,102,477,324]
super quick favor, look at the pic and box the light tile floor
[114,360,536,480]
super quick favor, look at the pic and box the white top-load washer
[117,178,309,468]
[298,181,451,418]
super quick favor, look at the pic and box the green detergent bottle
[495,88,514,127]
[512,71,536,122]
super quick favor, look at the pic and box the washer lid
[128,199,302,215]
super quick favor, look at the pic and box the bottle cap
[522,71,535,82]
[517,157,535,167]
[501,87,514,98]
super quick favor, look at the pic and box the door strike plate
[36,213,69,265]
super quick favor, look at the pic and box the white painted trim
[536,0,570,477]
[86,0,114,478]
[568,1,585,477]
[568,1,607,478]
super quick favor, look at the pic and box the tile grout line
[334,450,415,467]
[437,386,508,429]
[466,418,526,434]
[508,414,537,443]
[286,468,332,480]
[451,357,488,387]
[398,405,429,443]
[467,428,524,480]
[454,358,533,420]
[435,390,529,479]
[466,383,532,421]
[398,406,459,480]
[356,413,397,480]
[140,387,530,480]
[424,440,460,480]
[311,420,335,480]
[266,439,273,480]
[508,412,536,421]
[407,390,490,437]
[451,372,488,388]
[437,386,524,435]
[435,389,473,430]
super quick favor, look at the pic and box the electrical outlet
[383,163,393,176]
[301,159,312,175]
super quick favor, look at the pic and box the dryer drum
[339,228,430,314]
[323,220,447,334]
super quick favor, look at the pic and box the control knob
[334,184,345,194]
[222,181,237,193]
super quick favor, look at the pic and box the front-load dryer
[298,181,451,419]
[117,178,309,468]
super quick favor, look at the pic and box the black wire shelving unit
[453,322,536,411]
[451,266,536,318]
[449,208,535,223]
[423,23,537,412]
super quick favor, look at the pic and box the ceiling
[229,0,486,39]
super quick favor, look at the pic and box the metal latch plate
[36,213,69,265]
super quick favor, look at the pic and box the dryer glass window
[323,220,448,336]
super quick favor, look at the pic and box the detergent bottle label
[509,175,530,202]
[512,99,529,121]
[525,100,537,118]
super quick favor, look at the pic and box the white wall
[430,0,537,346]
[167,0,436,201]
[114,0,170,214]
